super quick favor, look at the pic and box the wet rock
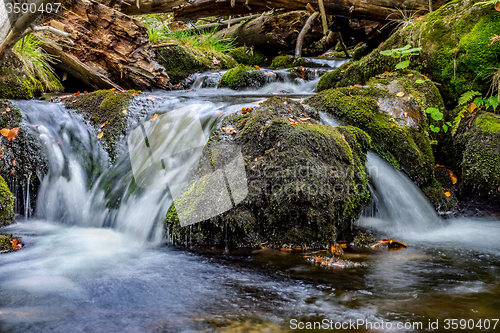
[0,176,15,226]
[308,71,455,211]
[155,45,237,85]
[165,97,371,248]
[64,90,138,162]
[217,66,266,90]
[458,113,500,202]
[0,100,47,217]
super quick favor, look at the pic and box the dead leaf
[255,65,261,69]
[341,70,345,73]
[132,92,139,96]
[289,118,299,125]
[5,107,10,112]
[0,128,9,137]
[242,107,253,114]
[495,1,500,11]
[97,132,104,139]
[72,99,77,103]
[383,71,390,75]
[314,256,323,262]
[84,91,88,94]
[447,169,458,184]
[60,96,69,101]
[8,127,19,141]
[299,117,310,121]
[280,248,292,251]
[436,164,444,167]
[468,103,477,113]
[149,98,154,101]
[212,56,221,65]
[372,238,407,249]
[444,190,451,197]
[100,121,108,128]
[74,91,81,96]
[122,109,127,114]
[151,113,158,121]
[10,239,22,250]
[109,88,116,91]
[332,262,345,268]
[407,73,414,77]
[396,92,405,97]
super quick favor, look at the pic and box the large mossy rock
[317,0,500,107]
[155,45,237,84]
[0,100,47,216]
[228,47,270,66]
[0,57,44,100]
[308,71,456,211]
[218,66,266,90]
[65,90,138,162]
[458,113,500,202]
[165,97,372,248]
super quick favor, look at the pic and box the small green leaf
[395,60,410,69]
[446,122,452,126]
[415,79,425,84]
[442,124,448,133]
[430,125,441,133]
[380,49,394,56]
[487,96,499,111]
[473,96,485,107]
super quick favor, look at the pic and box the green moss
[155,45,237,84]
[270,55,294,69]
[165,96,371,248]
[0,176,14,226]
[65,90,138,161]
[0,72,36,100]
[218,66,266,90]
[317,0,500,108]
[229,47,269,66]
[460,113,500,200]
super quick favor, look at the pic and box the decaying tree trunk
[171,0,451,21]
[216,11,324,55]
[40,0,169,91]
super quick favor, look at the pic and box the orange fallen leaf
[60,96,69,101]
[242,107,253,114]
[299,117,310,121]
[407,73,414,77]
[8,127,19,141]
[280,248,292,251]
[341,70,345,73]
[97,132,104,139]
[436,164,444,167]
[109,88,116,91]
[100,121,108,128]
[372,238,407,249]
[0,128,9,137]
[151,113,158,121]
[444,191,451,197]
[468,103,477,113]
[396,92,405,97]
[260,246,269,249]
[447,169,458,184]
[332,262,345,268]
[289,118,299,125]
[122,109,128,114]
[421,74,430,80]
[12,158,16,166]
[314,256,323,262]
[74,91,81,96]
[84,91,88,94]
[10,239,22,250]
[212,56,221,65]
[255,65,261,69]
[495,1,500,11]
[383,71,390,75]
[72,99,77,103]
[5,107,10,112]
[132,92,139,96]
[149,98,154,101]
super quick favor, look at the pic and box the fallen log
[40,0,170,91]
[171,0,450,22]
[295,12,319,58]
[215,11,323,55]
[176,14,261,33]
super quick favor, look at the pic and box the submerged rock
[166,97,371,248]
[308,71,455,211]
[217,66,266,90]
[316,0,500,106]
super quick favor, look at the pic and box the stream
[1,62,500,333]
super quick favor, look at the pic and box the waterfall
[358,152,442,234]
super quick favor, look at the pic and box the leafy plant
[451,90,499,136]
[380,44,421,70]
[425,106,451,133]
[12,34,62,92]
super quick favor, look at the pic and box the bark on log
[215,11,323,55]
[176,14,260,33]
[40,0,170,91]
[171,0,450,22]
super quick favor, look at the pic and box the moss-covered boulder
[270,55,294,69]
[155,45,237,84]
[65,90,138,162]
[458,113,500,201]
[229,47,269,66]
[0,176,15,226]
[218,66,266,90]
[0,56,40,100]
[308,71,454,210]
[0,100,47,216]
[316,0,500,107]
[165,97,372,248]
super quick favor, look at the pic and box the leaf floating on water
[10,239,22,250]
[396,92,405,97]
[151,113,158,121]
[100,121,108,128]
[0,128,9,137]
[97,132,104,139]
[8,127,19,141]
[372,238,407,249]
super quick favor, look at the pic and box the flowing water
[1,63,500,333]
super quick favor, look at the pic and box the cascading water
[358,152,442,234]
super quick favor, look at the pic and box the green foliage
[425,106,451,133]
[380,45,421,70]
[12,34,62,92]
[452,90,499,136]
